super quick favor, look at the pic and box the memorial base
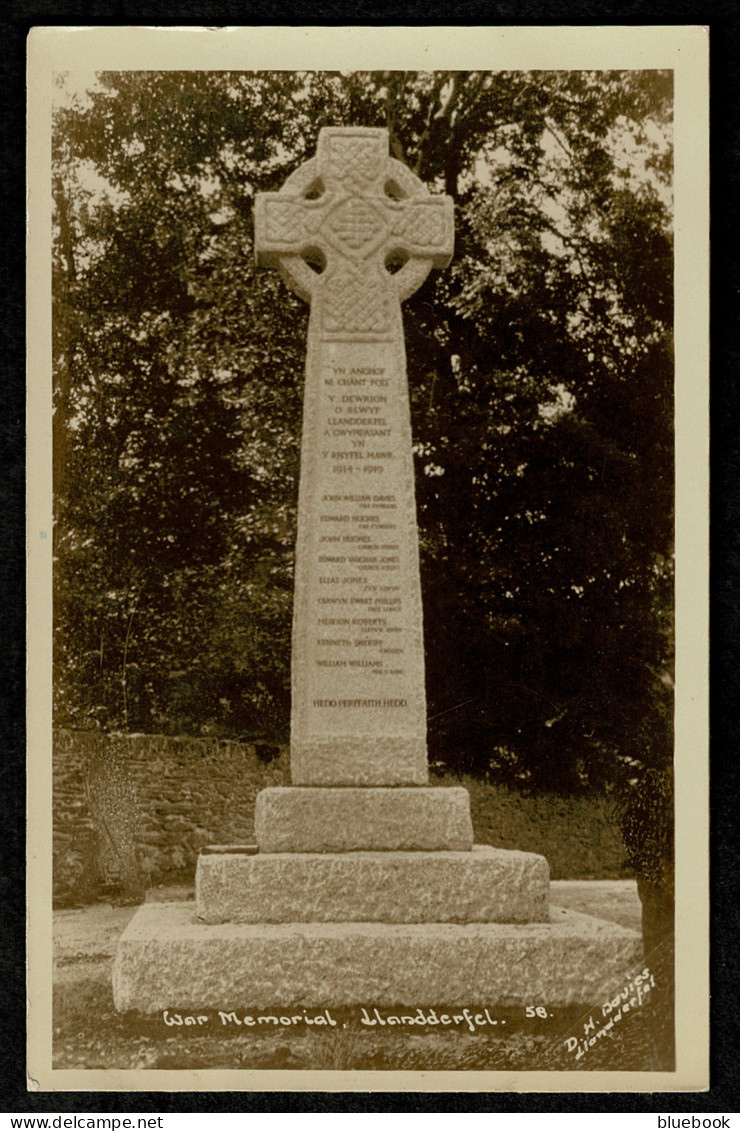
[112,900,642,1012]
[113,789,642,1015]
[254,786,473,853]
[195,845,550,924]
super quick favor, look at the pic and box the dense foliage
[53,70,673,799]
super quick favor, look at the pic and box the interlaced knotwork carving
[326,136,381,187]
[327,199,384,252]
[265,200,309,243]
[323,267,393,335]
[254,127,454,340]
[393,205,448,247]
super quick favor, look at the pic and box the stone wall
[53,729,289,904]
[53,730,629,903]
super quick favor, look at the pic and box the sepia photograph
[26,25,709,1092]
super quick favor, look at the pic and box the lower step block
[113,901,642,1013]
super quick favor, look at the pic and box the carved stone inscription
[254,127,454,786]
[315,361,404,685]
[290,334,427,785]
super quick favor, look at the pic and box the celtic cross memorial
[113,127,640,1018]
[254,126,454,787]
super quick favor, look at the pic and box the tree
[53,70,673,808]
[53,72,309,735]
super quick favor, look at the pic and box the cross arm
[382,159,454,301]
[254,157,331,301]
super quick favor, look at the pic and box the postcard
[27,24,709,1093]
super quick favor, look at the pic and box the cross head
[254,127,454,341]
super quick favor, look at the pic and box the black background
[2,5,736,1114]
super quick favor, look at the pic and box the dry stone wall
[53,730,628,903]
[53,729,289,904]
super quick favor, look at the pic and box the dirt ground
[50,881,676,1074]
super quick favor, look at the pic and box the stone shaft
[113,901,643,1013]
[254,786,473,853]
[254,127,454,786]
[196,845,550,924]
[290,335,427,784]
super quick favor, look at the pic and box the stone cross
[255,127,454,787]
[113,128,639,1020]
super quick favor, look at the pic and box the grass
[53,731,630,904]
[53,977,674,1074]
[456,772,629,880]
